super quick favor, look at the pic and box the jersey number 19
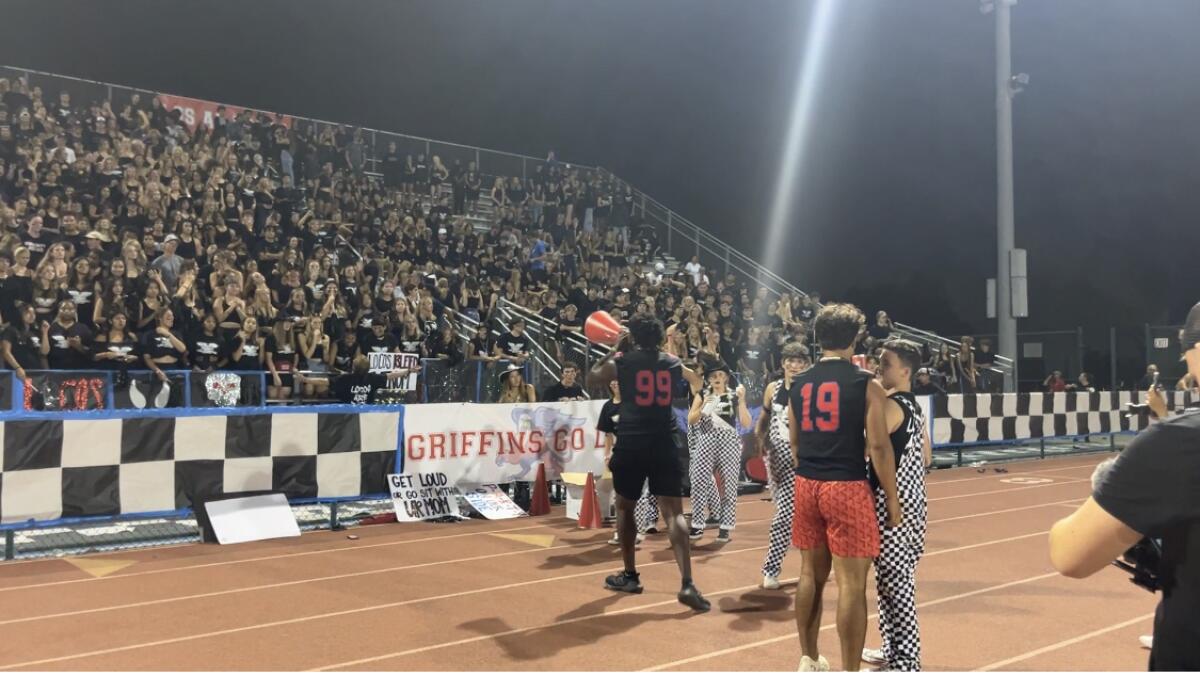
[798,382,840,432]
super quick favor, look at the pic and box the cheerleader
[687,363,751,543]
[757,342,811,589]
[599,380,660,546]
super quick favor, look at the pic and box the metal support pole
[1111,326,1119,390]
[1076,326,1084,378]
[956,448,963,468]
[1143,323,1151,374]
[1040,437,1045,460]
[995,0,1018,391]
[330,501,344,531]
[4,529,13,560]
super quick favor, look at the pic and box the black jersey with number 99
[615,349,683,438]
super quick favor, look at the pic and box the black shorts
[609,432,688,500]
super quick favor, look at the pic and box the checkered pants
[761,418,795,577]
[635,481,659,532]
[873,491,927,672]
[688,418,741,531]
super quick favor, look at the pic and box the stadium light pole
[984,0,1020,390]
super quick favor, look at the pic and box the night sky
[3,0,1199,373]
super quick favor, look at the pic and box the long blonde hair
[498,369,532,403]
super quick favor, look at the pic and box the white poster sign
[388,473,461,521]
[459,485,527,520]
[368,352,421,391]
[403,400,608,486]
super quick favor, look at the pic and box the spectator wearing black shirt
[912,368,945,396]
[494,318,532,366]
[230,316,266,372]
[20,215,52,267]
[541,363,588,402]
[467,324,496,364]
[426,322,463,365]
[1,302,44,380]
[92,310,141,372]
[359,319,399,360]
[264,317,299,400]
[188,313,227,372]
[44,300,94,370]
[334,356,387,405]
[142,307,188,382]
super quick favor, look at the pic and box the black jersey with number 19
[615,350,683,438]
[789,358,873,481]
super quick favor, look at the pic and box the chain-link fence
[974,328,1084,392]
[1145,324,1187,385]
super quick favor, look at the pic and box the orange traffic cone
[577,472,604,529]
[528,463,551,516]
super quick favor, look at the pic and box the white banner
[368,352,420,391]
[459,485,527,520]
[403,400,609,486]
[387,473,461,521]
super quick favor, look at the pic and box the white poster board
[368,352,421,391]
[206,493,301,545]
[460,485,527,520]
[388,473,461,521]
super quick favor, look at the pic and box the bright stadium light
[761,0,840,284]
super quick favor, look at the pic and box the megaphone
[584,311,625,346]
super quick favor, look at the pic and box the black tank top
[869,390,923,492]
[615,349,683,437]
[789,359,872,481]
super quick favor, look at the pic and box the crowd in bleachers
[0,77,856,405]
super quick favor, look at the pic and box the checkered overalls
[688,390,742,531]
[761,379,797,577]
[872,392,928,672]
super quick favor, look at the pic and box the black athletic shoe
[644,527,659,535]
[677,583,712,612]
[604,570,643,594]
[705,517,720,529]
[715,528,731,543]
[688,528,704,541]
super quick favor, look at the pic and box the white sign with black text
[388,473,461,522]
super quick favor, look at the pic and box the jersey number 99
[634,370,672,406]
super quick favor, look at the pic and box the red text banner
[403,401,608,486]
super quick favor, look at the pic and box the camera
[1112,538,1162,593]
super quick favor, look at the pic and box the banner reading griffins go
[403,401,609,486]
[157,93,293,132]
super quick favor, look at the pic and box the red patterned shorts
[791,476,880,558]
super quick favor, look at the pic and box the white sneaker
[761,574,781,590]
[1139,635,1153,650]
[635,532,646,544]
[862,648,887,665]
[607,532,620,545]
[798,655,830,672]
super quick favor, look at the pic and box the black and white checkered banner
[931,390,1198,445]
[0,406,401,526]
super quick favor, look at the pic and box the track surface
[0,453,1154,671]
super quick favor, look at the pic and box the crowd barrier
[1,390,1188,537]
[929,390,1187,445]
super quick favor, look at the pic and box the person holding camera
[1049,302,1200,671]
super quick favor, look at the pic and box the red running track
[0,453,1154,671]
